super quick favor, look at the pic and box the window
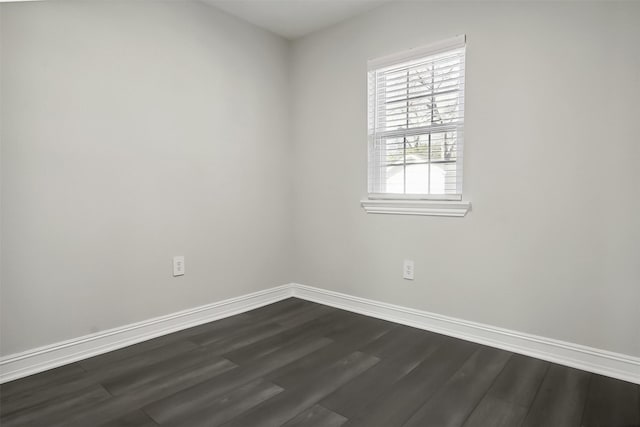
[362,35,470,216]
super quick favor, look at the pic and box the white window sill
[361,199,471,217]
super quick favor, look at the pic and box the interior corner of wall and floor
[1,0,639,362]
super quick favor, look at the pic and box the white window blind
[368,35,466,201]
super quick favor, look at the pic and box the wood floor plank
[0,362,86,398]
[221,309,356,365]
[101,347,228,396]
[99,410,158,427]
[1,344,217,415]
[462,395,528,427]
[0,384,111,427]
[79,314,251,372]
[270,303,337,328]
[223,351,380,427]
[343,337,477,427]
[580,374,640,427]
[219,323,328,365]
[142,335,333,424]
[149,314,256,345]
[320,332,446,419]
[357,325,435,359]
[282,404,347,427]
[461,353,548,427]
[483,353,549,407]
[402,346,512,427]
[190,302,342,365]
[84,340,200,382]
[267,318,392,390]
[46,357,237,427]
[0,372,96,415]
[162,379,284,427]
[323,315,395,345]
[520,365,591,427]
[245,298,314,322]
[249,297,311,314]
[190,319,286,348]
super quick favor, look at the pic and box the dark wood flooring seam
[399,348,479,427]
[455,353,515,427]
[515,361,551,427]
[578,372,594,427]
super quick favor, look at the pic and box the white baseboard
[2,282,638,385]
[290,283,640,385]
[0,285,293,384]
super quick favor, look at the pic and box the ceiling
[201,0,393,40]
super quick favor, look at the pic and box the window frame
[362,35,471,217]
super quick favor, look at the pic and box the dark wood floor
[1,298,638,427]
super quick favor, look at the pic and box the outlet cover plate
[403,259,414,280]
[173,256,185,276]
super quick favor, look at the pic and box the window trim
[361,199,471,217]
[367,35,466,71]
[364,35,471,216]
[368,193,462,202]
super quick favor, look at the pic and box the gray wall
[290,1,640,357]
[0,1,292,355]
[2,0,639,361]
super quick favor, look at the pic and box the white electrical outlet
[173,256,185,276]
[403,259,414,280]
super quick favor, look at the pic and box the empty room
[0,0,639,426]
